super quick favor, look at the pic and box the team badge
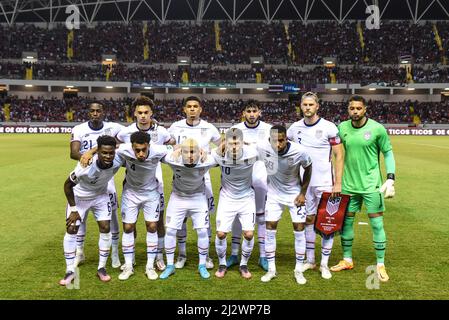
[201,128,207,137]
[315,192,351,236]
[287,157,295,166]
[105,128,112,136]
[150,132,158,142]
[315,130,323,139]
[364,131,372,140]
[326,196,341,216]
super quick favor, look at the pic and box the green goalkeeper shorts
[346,192,385,214]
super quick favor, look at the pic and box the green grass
[0,134,448,299]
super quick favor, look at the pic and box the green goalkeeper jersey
[338,118,392,194]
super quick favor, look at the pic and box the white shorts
[204,171,215,214]
[67,194,112,225]
[265,194,307,224]
[306,186,333,216]
[166,192,209,230]
[216,193,255,233]
[156,163,165,211]
[252,160,268,214]
[107,178,118,210]
[121,188,161,224]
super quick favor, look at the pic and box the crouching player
[60,136,122,285]
[212,128,259,279]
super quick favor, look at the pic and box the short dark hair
[97,135,116,149]
[270,125,287,136]
[348,95,366,106]
[132,96,154,110]
[243,101,260,111]
[131,131,151,144]
[183,96,201,106]
[225,128,244,141]
[88,101,104,109]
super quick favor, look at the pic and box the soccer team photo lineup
[1,0,449,301]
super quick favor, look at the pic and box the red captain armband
[328,136,341,146]
[314,192,350,237]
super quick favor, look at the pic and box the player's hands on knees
[294,193,306,207]
[66,212,81,228]
[80,152,93,168]
[380,179,395,198]
[331,183,342,199]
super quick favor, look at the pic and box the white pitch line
[407,143,449,150]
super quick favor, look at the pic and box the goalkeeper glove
[380,179,395,198]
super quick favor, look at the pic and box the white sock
[294,230,306,271]
[256,214,266,258]
[110,209,120,253]
[146,231,158,269]
[157,237,164,260]
[231,218,242,256]
[197,228,209,266]
[122,231,134,267]
[165,228,177,266]
[321,234,334,267]
[98,232,112,270]
[265,229,277,272]
[177,222,187,257]
[241,237,254,266]
[207,222,212,258]
[305,224,316,264]
[64,233,77,273]
[344,257,353,263]
[76,222,86,253]
[215,235,227,266]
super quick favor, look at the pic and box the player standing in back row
[287,92,344,280]
[331,95,396,282]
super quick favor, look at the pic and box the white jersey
[287,118,340,187]
[212,146,258,199]
[116,143,170,192]
[232,121,272,146]
[257,141,312,202]
[168,119,221,152]
[163,154,217,196]
[116,122,171,145]
[69,155,122,199]
[71,121,123,154]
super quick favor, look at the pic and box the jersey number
[222,167,231,175]
[82,140,93,150]
[129,163,136,171]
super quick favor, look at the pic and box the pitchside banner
[0,125,73,134]
[388,128,449,136]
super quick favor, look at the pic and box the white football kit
[287,118,341,215]
[117,121,172,211]
[212,146,259,233]
[231,121,271,214]
[162,154,218,230]
[71,121,124,210]
[257,141,312,223]
[66,155,122,224]
[116,143,171,224]
[168,119,221,212]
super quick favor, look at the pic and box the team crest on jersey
[199,168,206,175]
[105,128,112,136]
[364,131,372,141]
[315,130,323,139]
[151,158,159,164]
[326,196,342,216]
[201,128,207,136]
[150,132,158,142]
[287,157,294,166]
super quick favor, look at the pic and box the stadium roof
[0,0,448,25]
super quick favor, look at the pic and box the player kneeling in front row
[160,139,218,280]
[258,125,313,284]
[117,131,172,281]
[60,135,122,285]
[213,128,258,279]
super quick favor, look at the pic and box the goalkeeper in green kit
[330,96,396,282]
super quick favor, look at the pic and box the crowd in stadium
[0,21,448,65]
[2,96,448,124]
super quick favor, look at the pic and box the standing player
[168,96,221,270]
[116,131,172,281]
[227,102,271,271]
[116,96,175,271]
[287,92,344,279]
[159,139,218,279]
[213,128,258,279]
[330,95,396,282]
[258,125,313,284]
[70,102,123,269]
[60,136,122,285]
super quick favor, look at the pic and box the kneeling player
[160,139,218,280]
[213,128,258,279]
[257,126,312,284]
[60,136,122,285]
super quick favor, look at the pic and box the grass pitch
[0,134,448,300]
